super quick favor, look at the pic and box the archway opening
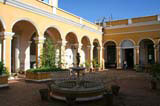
[139,39,155,65]
[44,27,62,67]
[65,32,78,68]
[0,20,4,62]
[81,36,91,65]
[121,40,134,69]
[12,20,38,73]
[104,41,116,68]
[93,39,100,66]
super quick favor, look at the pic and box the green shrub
[41,38,56,68]
[27,67,68,73]
[0,61,8,76]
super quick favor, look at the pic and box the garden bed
[25,71,52,82]
[0,75,8,88]
[25,67,68,82]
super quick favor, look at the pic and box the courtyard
[0,70,160,106]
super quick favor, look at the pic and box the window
[41,0,49,4]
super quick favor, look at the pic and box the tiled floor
[0,70,160,106]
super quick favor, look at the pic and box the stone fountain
[50,52,105,103]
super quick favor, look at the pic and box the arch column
[78,43,83,65]
[116,47,122,69]
[34,36,46,68]
[135,46,139,65]
[154,45,158,63]
[90,45,94,68]
[0,32,14,74]
[98,46,103,69]
[102,47,105,70]
[60,40,67,68]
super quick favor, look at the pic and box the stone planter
[25,72,51,82]
[0,75,8,88]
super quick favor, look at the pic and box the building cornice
[0,0,102,35]
[104,29,160,36]
[105,21,160,30]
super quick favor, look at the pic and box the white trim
[2,0,102,35]
[3,39,6,66]
[128,19,132,24]
[0,16,6,30]
[120,39,136,47]
[104,29,160,36]
[105,21,160,30]
[158,15,160,21]
[25,78,52,82]
[0,84,9,88]
[11,18,40,36]
[42,25,63,37]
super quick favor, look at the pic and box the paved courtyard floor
[0,70,160,106]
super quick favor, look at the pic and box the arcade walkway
[0,71,160,106]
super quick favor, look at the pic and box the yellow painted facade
[0,0,102,73]
[103,15,160,69]
[0,0,160,73]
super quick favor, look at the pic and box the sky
[59,0,160,22]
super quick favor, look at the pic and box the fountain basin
[50,80,105,101]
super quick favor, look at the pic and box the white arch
[93,38,100,46]
[138,37,155,45]
[42,25,63,39]
[0,16,6,30]
[103,40,117,46]
[11,18,40,36]
[81,35,91,45]
[120,39,136,47]
[120,40,134,49]
[65,31,79,43]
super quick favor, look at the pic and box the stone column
[97,47,100,64]
[34,37,45,68]
[60,40,67,68]
[102,47,105,69]
[90,45,94,68]
[24,41,32,71]
[135,46,139,65]
[77,43,82,65]
[154,45,158,63]
[116,47,122,69]
[0,32,14,74]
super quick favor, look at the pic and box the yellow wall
[132,15,157,23]
[21,0,53,13]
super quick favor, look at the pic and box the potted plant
[0,61,5,75]
[92,59,100,71]
[0,61,9,87]
[95,63,100,71]
[85,62,91,72]
[150,64,160,90]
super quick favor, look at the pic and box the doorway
[124,49,134,68]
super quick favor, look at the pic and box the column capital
[0,32,15,40]
[134,46,140,48]
[116,46,121,49]
[61,40,67,46]
[34,36,46,44]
